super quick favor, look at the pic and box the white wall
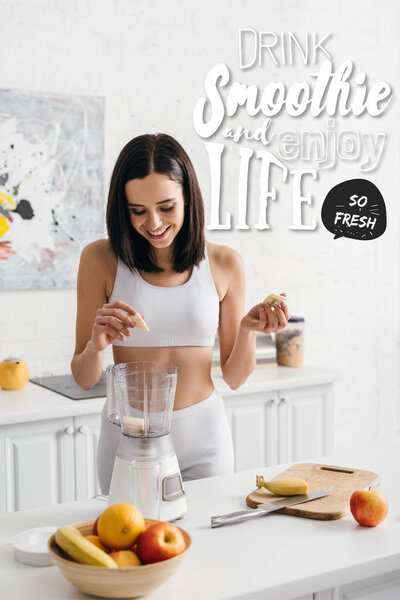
[0,0,399,451]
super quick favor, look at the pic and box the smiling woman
[70,133,290,492]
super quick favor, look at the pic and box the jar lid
[288,316,305,323]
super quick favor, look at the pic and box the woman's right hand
[90,300,139,351]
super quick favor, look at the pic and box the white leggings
[97,388,235,494]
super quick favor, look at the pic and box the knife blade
[211,490,334,528]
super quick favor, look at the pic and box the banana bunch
[55,526,117,568]
[256,475,309,496]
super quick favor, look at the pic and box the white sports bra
[109,248,220,347]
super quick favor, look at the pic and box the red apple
[136,522,186,564]
[350,488,388,526]
[92,515,100,536]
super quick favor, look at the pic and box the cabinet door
[74,413,102,501]
[224,393,267,472]
[337,570,400,599]
[278,384,333,464]
[264,392,280,466]
[315,570,400,599]
[0,417,75,512]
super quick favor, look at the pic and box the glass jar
[275,317,305,367]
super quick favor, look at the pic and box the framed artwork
[0,89,104,290]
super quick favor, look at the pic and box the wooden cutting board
[246,463,379,520]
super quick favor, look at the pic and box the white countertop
[0,382,105,425]
[0,442,398,600]
[0,366,339,426]
[212,365,339,396]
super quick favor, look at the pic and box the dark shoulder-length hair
[106,133,205,273]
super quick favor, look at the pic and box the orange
[109,549,141,567]
[84,535,109,553]
[98,503,145,550]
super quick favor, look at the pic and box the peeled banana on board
[55,526,117,568]
[256,475,309,496]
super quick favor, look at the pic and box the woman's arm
[71,242,136,389]
[217,248,289,390]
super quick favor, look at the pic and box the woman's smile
[145,225,172,241]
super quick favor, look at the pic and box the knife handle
[211,505,278,528]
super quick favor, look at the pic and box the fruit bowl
[48,519,191,599]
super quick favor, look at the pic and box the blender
[106,362,186,521]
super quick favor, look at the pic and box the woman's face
[125,173,185,248]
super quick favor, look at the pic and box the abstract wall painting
[0,89,104,290]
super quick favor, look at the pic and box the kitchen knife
[211,490,334,528]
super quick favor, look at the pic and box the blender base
[108,433,187,521]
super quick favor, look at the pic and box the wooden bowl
[48,519,191,599]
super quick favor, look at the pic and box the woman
[71,133,289,492]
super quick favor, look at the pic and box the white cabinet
[224,383,334,472]
[278,384,334,464]
[0,413,101,512]
[337,571,400,599]
[0,417,75,512]
[227,393,267,472]
[314,569,400,600]
[74,413,101,501]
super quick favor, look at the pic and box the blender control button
[162,474,186,501]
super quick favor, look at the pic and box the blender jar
[275,317,305,367]
[112,361,178,437]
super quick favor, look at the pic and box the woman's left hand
[240,296,290,334]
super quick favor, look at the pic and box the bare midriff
[112,345,215,410]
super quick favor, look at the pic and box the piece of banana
[256,475,309,496]
[55,526,117,568]
[122,415,145,434]
[263,293,287,305]
[129,313,150,331]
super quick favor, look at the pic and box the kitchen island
[0,442,399,600]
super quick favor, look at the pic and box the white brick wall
[0,0,399,452]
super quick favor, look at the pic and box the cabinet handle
[64,426,75,435]
[78,425,90,435]
[280,397,288,404]
[269,397,279,405]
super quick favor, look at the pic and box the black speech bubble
[321,179,386,241]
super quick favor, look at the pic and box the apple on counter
[137,522,186,564]
[350,487,389,526]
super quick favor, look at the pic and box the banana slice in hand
[263,293,287,305]
[129,313,150,331]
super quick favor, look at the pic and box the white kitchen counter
[0,366,339,425]
[212,365,340,397]
[0,442,398,600]
[0,382,105,425]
